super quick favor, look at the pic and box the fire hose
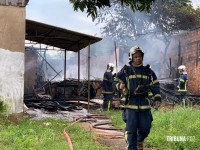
[92,121,121,130]
[63,127,73,150]
[63,114,124,148]
[92,121,124,138]
[63,117,84,150]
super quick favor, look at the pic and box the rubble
[159,78,200,105]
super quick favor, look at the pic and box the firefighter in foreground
[114,45,161,150]
[102,63,115,111]
[175,65,188,106]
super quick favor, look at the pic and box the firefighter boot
[137,142,143,150]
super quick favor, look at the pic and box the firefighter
[102,63,115,111]
[176,65,188,106]
[114,45,161,150]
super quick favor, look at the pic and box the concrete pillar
[0,5,25,114]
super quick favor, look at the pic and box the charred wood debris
[24,79,104,111]
[159,79,200,106]
[24,78,200,111]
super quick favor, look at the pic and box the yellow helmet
[129,45,144,60]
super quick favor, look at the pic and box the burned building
[167,28,200,94]
[24,20,103,110]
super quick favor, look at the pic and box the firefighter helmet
[129,45,144,60]
[178,65,186,74]
[107,63,115,71]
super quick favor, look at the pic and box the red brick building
[168,28,200,94]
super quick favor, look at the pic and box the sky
[26,0,102,37]
[26,0,200,79]
[192,0,200,8]
[26,0,200,38]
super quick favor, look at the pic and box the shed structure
[25,19,102,109]
[0,0,101,114]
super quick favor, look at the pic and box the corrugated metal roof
[26,19,102,52]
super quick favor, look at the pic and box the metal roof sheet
[26,19,102,52]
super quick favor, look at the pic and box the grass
[0,106,199,150]
[0,116,113,150]
[148,106,200,150]
[102,106,200,150]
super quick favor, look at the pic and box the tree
[94,0,200,77]
[148,0,200,34]
[97,0,198,40]
[69,0,155,21]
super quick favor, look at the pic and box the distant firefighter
[102,63,115,111]
[174,65,188,106]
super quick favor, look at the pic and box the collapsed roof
[26,19,102,52]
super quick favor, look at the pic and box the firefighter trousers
[102,94,113,111]
[124,109,153,150]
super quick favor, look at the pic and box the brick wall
[168,28,200,94]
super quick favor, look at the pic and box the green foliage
[97,0,199,42]
[0,101,4,112]
[148,0,200,34]
[0,99,7,114]
[69,0,155,21]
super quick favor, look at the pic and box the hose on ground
[92,121,122,131]
[63,127,73,150]
[63,117,85,150]
[63,114,122,149]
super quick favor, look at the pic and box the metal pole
[78,46,80,107]
[88,42,91,111]
[64,49,67,97]
[178,39,181,68]
[169,58,171,78]
[114,41,118,72]
[37,51,62,77]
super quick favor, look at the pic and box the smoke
[28,37,121,81]
[38,36,168,81]
[26,3,178,81]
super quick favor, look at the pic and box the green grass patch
[102,107,200,150]
[100,110,126,129]
[148,107,200,150]
[0,116,113,150]
[1,106,199,150]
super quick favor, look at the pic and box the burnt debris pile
[24,79,103,111]
[159,78,200,106]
